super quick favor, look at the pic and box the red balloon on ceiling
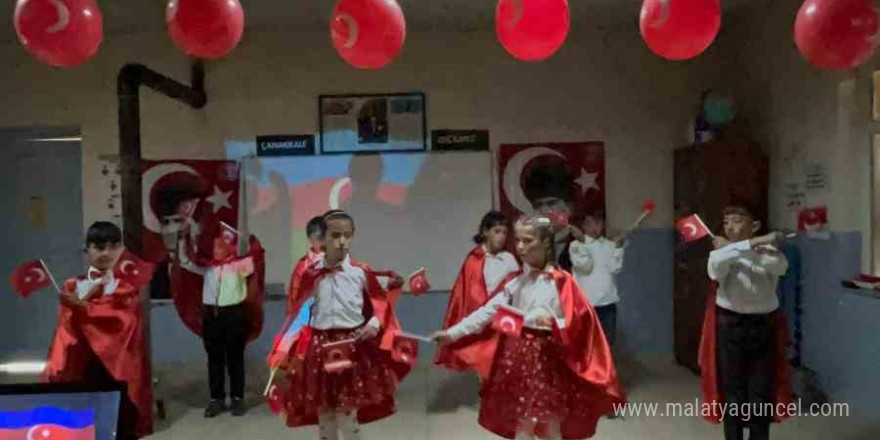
[167,0,245,59]
[496,0,570,62]
[639,0,721,61]
[330,0,406,69]
[14,0,103,67]
[794,0,880,70]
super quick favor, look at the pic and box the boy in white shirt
[179,228,254,418]
[568,210,625,345]
[705,205,789,440]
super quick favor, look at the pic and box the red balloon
[496,0,570,62]
[639,0,721,60]
[14,0,103,67]
[330,0,406,69]
[794,0,880,70]
[167,0,245,59]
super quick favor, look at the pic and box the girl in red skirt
[433,215,626,440]
[434,210,519,376]
[280,210,411,440]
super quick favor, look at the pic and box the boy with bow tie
[44,222,153,439]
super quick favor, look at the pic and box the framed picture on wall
[318,93,427,154]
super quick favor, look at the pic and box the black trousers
[717,308,775,440]
[202,303,248,400]
[594,303,617,346]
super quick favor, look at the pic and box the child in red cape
[434,210,519,375]
[433,215,626,440]
[43,221,153,439]
[700,205,794,440]
[277,210,412,440]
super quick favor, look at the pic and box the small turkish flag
[492,305,524,337]
[322,338,355,373]
[547,209,570,230]
[266,384,287,415]
[391,333,420,366]
[798,206,828,231]
[9,260,51,298]
[642,199,657,215]
[408,268,430,295]
[114,250,155,290]
[676,214,711,243]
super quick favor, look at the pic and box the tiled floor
[148,355,879,440]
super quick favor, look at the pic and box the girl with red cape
[434,210,519,374]
[433,215,626,440]
[276,210,413,440]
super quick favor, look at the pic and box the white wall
[0,22,723,233]
[721,2,876,271]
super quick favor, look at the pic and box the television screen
[0,383,122,440]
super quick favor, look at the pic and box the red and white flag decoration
[676,214,712,243]
[547,209,570,230]
[391,333,420,366]
[492,305,524,337]
[322,338,355,373]
[266,383,287,415]
[798,206,830,239]
[114,250,155,290]
[407,267,430,296]
[9,260,53,297]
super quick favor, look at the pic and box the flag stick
[219,221,239,234]
[39,259,61,294]
[695,214,716,238]
[264,367,278,396]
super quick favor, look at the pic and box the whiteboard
[241,151,493,292]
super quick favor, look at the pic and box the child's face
[723,213,758,242]
[87,242,122,271]
[483,225,509,253]
[514,224,548,268]
[212,238,235,261]
[324,218,354,263]
[582,216,604,238]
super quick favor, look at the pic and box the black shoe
[230,398,246,416]
[204,399,227,418]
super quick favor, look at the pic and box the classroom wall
[0,15,726,363]
[720,2,880,413]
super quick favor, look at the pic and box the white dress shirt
[482,246,520,294]
[447,264,566,341]
[310,255,380,332]
[569,237,625,307]
[707,240,789,314]
[76,267,120,299]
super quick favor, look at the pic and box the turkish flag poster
[141,160,241,265]
[497,143,605,226]
[141,160,241,303]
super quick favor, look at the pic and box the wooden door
[673,142,768,371]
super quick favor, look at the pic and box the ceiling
[1,0,759,40]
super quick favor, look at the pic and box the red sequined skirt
[479,329,583,427]
[286,328,398,412]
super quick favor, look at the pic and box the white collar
[87,266,115,283]
[523,263,553,277]
[482,245,506,260]
[317,254,351,270]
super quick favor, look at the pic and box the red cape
[698,283,794,424]
[170,235,266,342]
[44,279,153,438]
[435,246,519,377]
[286,253,314,316]
[282,260,413,427]
[455,268,627,439]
